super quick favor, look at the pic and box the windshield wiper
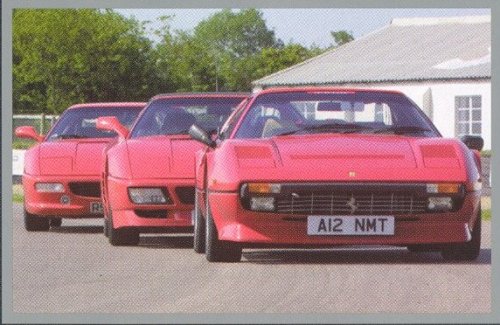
[372,126,431,134]
[52,134,88,139]
[275,122,374,137]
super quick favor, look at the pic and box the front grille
[276,192,427,215]
[175,187,195,204]
[269,184,432,216]
[69,182,101,198]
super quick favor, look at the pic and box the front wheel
[108,212,139,246]
[441,210,481,261]
[49,218,62,228]
[205,196,241,262]
[24,208,50,231]
[193,190,206,254]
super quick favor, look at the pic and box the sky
[115,8,490,48]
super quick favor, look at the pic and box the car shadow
[50,226,104,234]
[242,247,491,265]
[138,235,194,249]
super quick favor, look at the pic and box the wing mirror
[96,116,129,138]
[460,135,484,151]
[15,126,44,142]
[189,124,216,148]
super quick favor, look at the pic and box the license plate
[90,202,104,214]
[307,216,394,236]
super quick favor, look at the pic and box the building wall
[298,79,491,150]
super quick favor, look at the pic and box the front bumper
[208,189,481,246]
[106,176,194,230]
[23,174,103,218]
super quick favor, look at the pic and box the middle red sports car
[189,87,483,262]
[97,93,249,246]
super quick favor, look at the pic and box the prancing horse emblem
[346,196,358,214]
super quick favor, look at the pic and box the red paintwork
[20,102,145,218]
[101,94,249,231]
[197,88,483,247]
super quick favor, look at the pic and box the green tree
[13,9,159,114]
[330,30,354,47]
[255,44,321,78]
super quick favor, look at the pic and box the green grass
[481,150,492,157]
[13,193,24,203]
[482,209,491,221]
[12,139,36,149]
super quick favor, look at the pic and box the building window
[455,95,482,137]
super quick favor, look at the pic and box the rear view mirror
[15,126,44,142]
[189,124,216,148]
[317,101,342,111]
[460,135,484,151]
[96,116,129,138]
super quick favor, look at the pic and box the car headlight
[35,182,64,193]
[427,197,453,211]
[426,183,461,194]
[128,188,170,204]
[240,183,281,212]
[250,197,276,211]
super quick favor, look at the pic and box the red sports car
[189,87,484,262]
[96,93,248,246]
[15,102,145,231]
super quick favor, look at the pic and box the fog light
[35,182,64,193]
[128,188,169,204]
[250,197,275,211]
[428,197,453,211]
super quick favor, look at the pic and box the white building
[253,15,491,150]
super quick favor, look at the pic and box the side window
[219,99,248,140]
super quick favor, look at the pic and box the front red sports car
[16,102,145,231]
[99,93,249,246]
[190,88,484,262]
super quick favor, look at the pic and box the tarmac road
[11,203,491,313]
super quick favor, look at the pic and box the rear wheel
[193,190,206,254]
[441,209,481,261]
[108,212,139,246]
[49,218,62,228]
[24,209,50,231]
[205,195,241,262]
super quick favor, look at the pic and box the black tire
[108,212,139,246]
[24,208,50,231]
[49,218,62,228]
[441,210,481,261]
[205,195,241,262]
[406,244,441,253]
[103,217,110,237]
[193,190,206,254]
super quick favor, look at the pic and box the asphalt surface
[11,203,491,313]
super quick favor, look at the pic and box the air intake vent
[69,182,101,198]
[175,187,195,204]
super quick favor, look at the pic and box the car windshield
[130,97,246,138]
[234,91,440,139]
[46,107,142,141]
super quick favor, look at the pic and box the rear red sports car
[15,102,144,231]
[189,88,484,262]
[97,93,248,246]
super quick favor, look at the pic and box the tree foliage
[13,9,355,113]
[13,9,158,114]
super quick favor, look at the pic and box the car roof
[255,87,403,96]
[150,92,250,101]
[68,102,147,109]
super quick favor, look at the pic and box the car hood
[126,135,203,179]
[212,134,468,190]
[38,139,110,176]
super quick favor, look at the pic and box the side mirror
[189,124,216,148]
[460,135,484,151]
[15,126,44,142]
[96,116,128,138]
